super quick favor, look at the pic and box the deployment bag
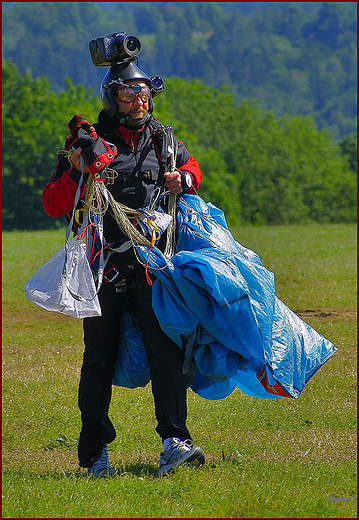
[24,175,104,318]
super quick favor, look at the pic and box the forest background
[2,1,357,230]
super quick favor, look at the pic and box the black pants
[77,253,191,468]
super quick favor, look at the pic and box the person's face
[115,80,150,119]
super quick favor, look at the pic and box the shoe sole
[158,447,205,476]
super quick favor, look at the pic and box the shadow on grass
[4,456,215,481]
[3,463,159,480]
[114,461,159,478]
[27,461,159,480]
[45,462,159,479]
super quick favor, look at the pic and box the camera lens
[124,36,141,55]
[126,38,137,51]
[151,76,164,90]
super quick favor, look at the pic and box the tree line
[2,61,356,231]
[2,2,357,141]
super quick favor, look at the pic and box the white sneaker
[158,438,205,476]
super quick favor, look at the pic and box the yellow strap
[74,208,85,226]
[148,217,161,245]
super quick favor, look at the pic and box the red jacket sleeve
[42,153,85,217]
[176,141,202,193]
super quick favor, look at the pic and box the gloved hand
[72,128,117,181]
[65,114,117,181]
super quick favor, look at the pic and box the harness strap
[149,120,176,195]
[110,240,133,254]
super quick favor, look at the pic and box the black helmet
[100,60,164,122]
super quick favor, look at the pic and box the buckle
[104,265,120,284]
[114,278,127,294]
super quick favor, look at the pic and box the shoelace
[165,439,193,459]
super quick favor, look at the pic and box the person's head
[115,80,151,129]
[100,60,164,129]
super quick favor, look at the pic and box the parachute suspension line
[145,239,154,287]
[87,181,177,264]
[163,133,178,259]
[163,193,176,258]
[100,183,174,277]
[78,129,181,276]
[57,149,74,164]
[99,183,152,248]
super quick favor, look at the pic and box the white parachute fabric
[24,174,104,319]
[24,236,102,319]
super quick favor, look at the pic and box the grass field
[2,223,357,518]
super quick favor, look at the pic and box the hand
[164,170,183,194]
[70,147,90,174]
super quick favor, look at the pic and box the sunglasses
[117,84,151,103]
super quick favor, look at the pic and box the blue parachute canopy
[113,195,337,400]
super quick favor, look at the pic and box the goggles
[117,84,151,103]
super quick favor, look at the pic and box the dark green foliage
[154,78,356,225]
[2,60,102,230]
[338,134,357,173]
[2,2,357,140]
[2,62,356,230]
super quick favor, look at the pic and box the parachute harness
[68,131,178,287]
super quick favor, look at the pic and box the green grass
[2,223,357,518]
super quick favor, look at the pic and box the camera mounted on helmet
[89,32,165,121]
[89,32,142,66]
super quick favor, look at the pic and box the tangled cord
[61,148,178,282]
[85,177,177,282]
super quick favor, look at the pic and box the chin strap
[117,111,151,130]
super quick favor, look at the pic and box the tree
[339,134,357,173]
[2,2,356,140]
[2,64,356,230]
[155,77,356,224]
[2,60,102,230]
[302,2,356,49]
